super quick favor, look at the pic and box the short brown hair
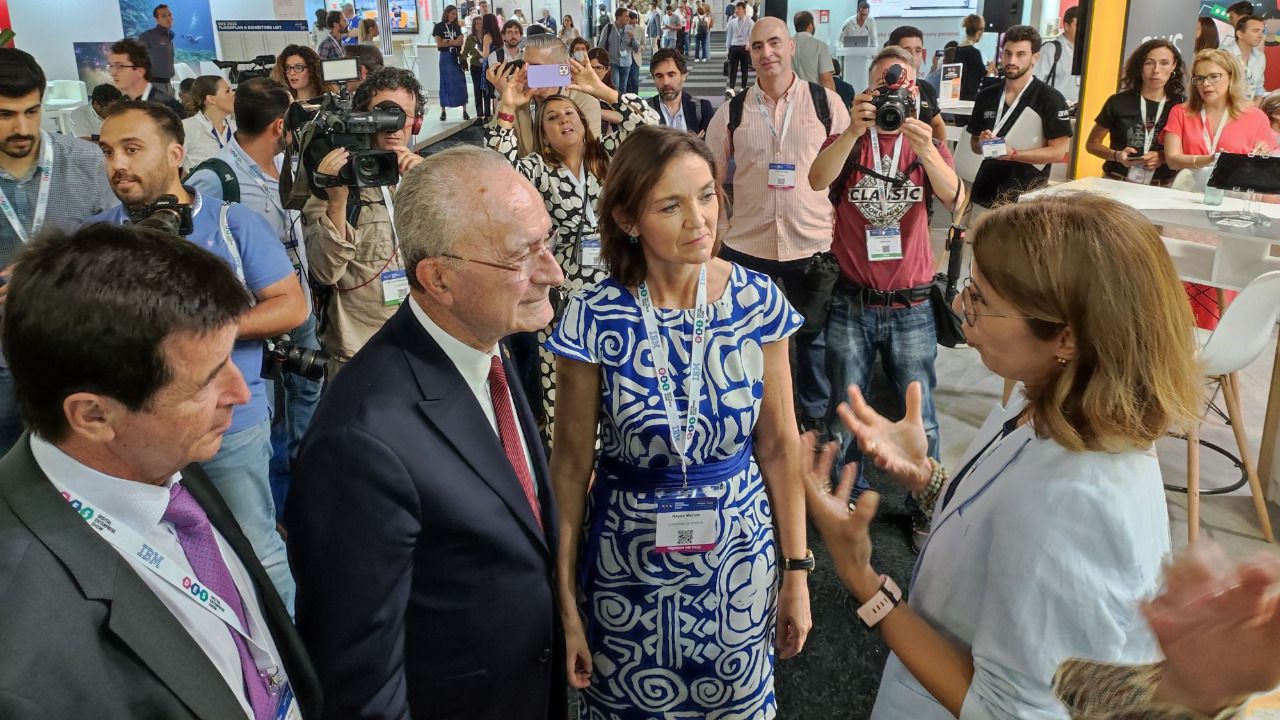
[110,38,152,82]
[103,99,185,145]
[599,125,725,287]
[971,194,1201,452]
[1002,24,1042,54]
[649,47,687,75]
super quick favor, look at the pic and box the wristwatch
[781,549,815,574]
[856,575,902,627]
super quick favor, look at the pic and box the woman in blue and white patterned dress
[547,125,813,719]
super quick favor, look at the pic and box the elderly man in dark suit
[0,224,321,719]
[287,144,567,720]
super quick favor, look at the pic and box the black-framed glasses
[106,63,139,71]
[1191,72,1226,85]
[284,63,309,74]
[958,277,1039,326]
[442,235,555,280]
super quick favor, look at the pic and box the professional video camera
[212,55,275,84]
[127,194,194,236]
[871,63,916,132]
[263,334,330,382]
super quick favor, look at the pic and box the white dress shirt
[1033,36,1078,104]
[659,99,687,131]
[408,299,537,491]
[31,435,285,720]
[182,111,237,173]
[725,15,753,47]
[1234,44,1268,98]
[869,393,1169,719]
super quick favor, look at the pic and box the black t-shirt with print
[434,21,461,55]
[1094,90,1180,183]
[966,77,1073,207]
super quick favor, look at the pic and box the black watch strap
[782,549,815,573]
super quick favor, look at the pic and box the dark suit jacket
[647,91,715,136]
[0,434,321,719]
[286,303,564,720]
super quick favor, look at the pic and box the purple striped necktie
[163,483,275,720]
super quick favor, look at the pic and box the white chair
[1186,270,1280,544]
[174,62,199,81]
[398,41,419,78]
[43,80,87,135]
[199,61,230,81]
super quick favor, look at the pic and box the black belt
[835,277,933,307]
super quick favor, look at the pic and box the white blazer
[870,392,1170,720]
[182,112,236,173]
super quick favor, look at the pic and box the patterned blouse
[1053,660,1273,719]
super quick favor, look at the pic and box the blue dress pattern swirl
[546,263,803,720]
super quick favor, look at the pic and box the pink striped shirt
[707,74,851,262]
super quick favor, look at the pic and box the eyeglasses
[442,235,556,280]
[106,63,139,71]
[958,278,1040,326]
[1191,72,1226,85]
[284,64,309,74]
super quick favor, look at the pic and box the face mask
[573,50,587,62]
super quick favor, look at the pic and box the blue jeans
[611,63,628,95]
[826,294,940,493]
[0,365,23,457]
[199,418,296,615]
[696,32,709,59]
[662,35,676,48]
[626,62,640,94]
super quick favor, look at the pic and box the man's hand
[394,147,424,176]
[317,147,350,205]
[901,117,935,158]
[978,129,994,142]
[1115,146,1139,168]
[849,91,876,136]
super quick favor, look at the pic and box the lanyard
[0,131,53,244]
[1138,95,1167,155]
[993,81,1031,136]
[228,145,303,268]
[1200,108,1229,155]
[206,113,232,148]
[867,127,905,217]
[938,416,1021,514]
[637,265,709,486]
[756,88,795,156]
[380,185,403,254]
[53,482,279,668]
[558,166,597,226]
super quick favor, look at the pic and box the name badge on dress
[654,490,718,553]
[381,269,409,306]
[578,234,603,268]
[1126,165,1155,186]
[866,226,903,262]
[767,162,797,189]
[981,138,1009,158]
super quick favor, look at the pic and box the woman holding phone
[485,57,657,434]
[1086,39,1186,186]
[432,4,470,122]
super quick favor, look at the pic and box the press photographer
[299,66,425,376]
[89,99,308,612]
[808,46,960,539]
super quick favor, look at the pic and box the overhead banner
[215,20,310,61]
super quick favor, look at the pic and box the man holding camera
[302,67,425,377]
[0,50,117,457]
[809,47,959,514]
[187,78,323,472]
[704,16,850,435]
[91,100,309,611]
[967,24,1072,208]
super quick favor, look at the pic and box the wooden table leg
[1257,336,1280,502]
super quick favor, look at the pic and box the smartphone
[934,49,944,58]
[526,63,572,89]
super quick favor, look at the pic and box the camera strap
[0,131,53,244]
[380,186,405,263]
[867,127,904,218]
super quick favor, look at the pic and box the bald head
[749,17,796,83]
[394,146,539,289]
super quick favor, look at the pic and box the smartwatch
[781,549,815,574]
[856,575,902,627]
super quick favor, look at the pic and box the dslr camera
[263,333,330,382]
[871,63,916,132]
[288,93,404,192]
[127,194,193,236]
[212,55,275,84]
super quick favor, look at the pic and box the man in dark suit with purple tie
[287,145,567,720]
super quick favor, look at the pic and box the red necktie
[488,356,543,528]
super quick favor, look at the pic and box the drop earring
[1055,357,1068,367]
[628,234,639,244]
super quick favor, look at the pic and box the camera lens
[878,105,904,132]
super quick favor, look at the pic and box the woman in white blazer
[805,193,1204,719]
[181,75,236,173]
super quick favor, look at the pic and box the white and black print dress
[485,93,659,433]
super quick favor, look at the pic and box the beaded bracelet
[911,458,948,520]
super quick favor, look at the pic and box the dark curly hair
[353,66,426,118]
[1119,39,1187,105]
[270,44,335,100]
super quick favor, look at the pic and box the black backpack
[1044,38,1064,87]
[648,94,703,132]
[727,81,831,152]
[188,158,240,203]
